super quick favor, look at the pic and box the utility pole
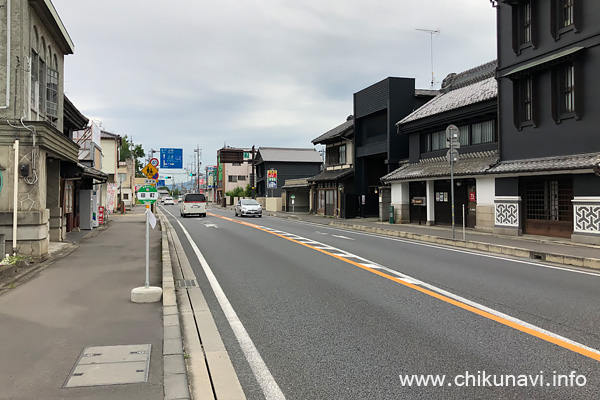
[194,146,201,193]
[251,145,256,199]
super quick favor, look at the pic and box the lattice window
[525,179,573,221]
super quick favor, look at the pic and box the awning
[502,47,583,77]
[382,151,498,183]
[78,163,108,182]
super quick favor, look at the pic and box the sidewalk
[256,208,600,270]
[0,206,164,400]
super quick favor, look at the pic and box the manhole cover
[64,344,151,388]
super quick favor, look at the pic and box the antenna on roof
[415,28,441,89]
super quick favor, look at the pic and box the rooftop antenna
[415,28,440,89]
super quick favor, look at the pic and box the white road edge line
[164,209,286,400]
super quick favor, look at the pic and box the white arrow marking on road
[204,223,219,228]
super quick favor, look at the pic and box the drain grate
[175,279,197,288]
[64,344,151,388]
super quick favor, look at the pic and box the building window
[458,126,469,147]
[563,64,575,113]
[471,121,495,145]
[553,62,579,121]
[30,51,39,111]
[431,130,445,151]
[339,144,346,165]
[228,175,237,182]
[521,76,533,122]
[237,175,246,181]
[46,68,59,118]
[562,0,574,27]
[513,75,534,128]
[519,1,532,45]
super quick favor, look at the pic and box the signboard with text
[160,148,183,169]
[267,170,277,189]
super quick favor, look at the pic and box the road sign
[149,157,159,167]
[157,179,166,187]
[142,163,158,179]
[137,185,158,204]
[160,148,183,169]
[445,124,460,149]
[267,169,277,189]
[446,148,459,163]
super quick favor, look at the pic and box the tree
[119,135,146,177]
[225,186,245,198]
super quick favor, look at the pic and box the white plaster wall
[476,177,495,205]
[390,182,409,204]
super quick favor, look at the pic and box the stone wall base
[571,233,600,246]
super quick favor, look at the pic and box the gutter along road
[162,205,600,399]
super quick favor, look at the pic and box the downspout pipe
[13,139,18,254]
[1,0,11,109]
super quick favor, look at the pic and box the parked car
[163,196,174,205]
[235,199,262,217]
[180,193,207,217]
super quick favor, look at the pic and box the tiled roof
[308,167,354,182]
[382,151,498,182]
[399,78,497,125]
[100,130,121,140]
[258,147,323,163]
[398,60,497,126]
[489,153,600,174]
[312,117,354,144]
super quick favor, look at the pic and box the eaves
[0,121,79,163]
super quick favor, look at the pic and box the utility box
[389,205,395,224]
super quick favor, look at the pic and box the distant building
[255,148,322,198]
[353,78,437,217]
[309,115,355,218]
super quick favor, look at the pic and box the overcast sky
[52,0,497,178]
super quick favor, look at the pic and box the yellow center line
[208,212,600,363]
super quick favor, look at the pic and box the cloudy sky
[52,0,497,178]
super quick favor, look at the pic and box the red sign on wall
[469,192,476,202]
[98,206,105,224]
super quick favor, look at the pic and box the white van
[180,193,207,217]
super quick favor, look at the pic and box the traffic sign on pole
[142,163,158,179]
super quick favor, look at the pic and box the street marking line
[332,234,355,240]
[165,210,286,400]
[208,212,600,363]
[213,209,600,278]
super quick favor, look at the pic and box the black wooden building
[491,0,600,243]
[353,78,436,216]
[255,147,323,198]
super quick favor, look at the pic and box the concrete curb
[159,213,191,400]
[160,210,246,400]
[328,221,600,270]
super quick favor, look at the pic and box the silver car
[235,199,262,217]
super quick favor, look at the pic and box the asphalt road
[161,205,600,400]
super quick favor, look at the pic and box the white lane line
[245,215,600,278]
[164,209,286,400]
[331,234,355,241]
